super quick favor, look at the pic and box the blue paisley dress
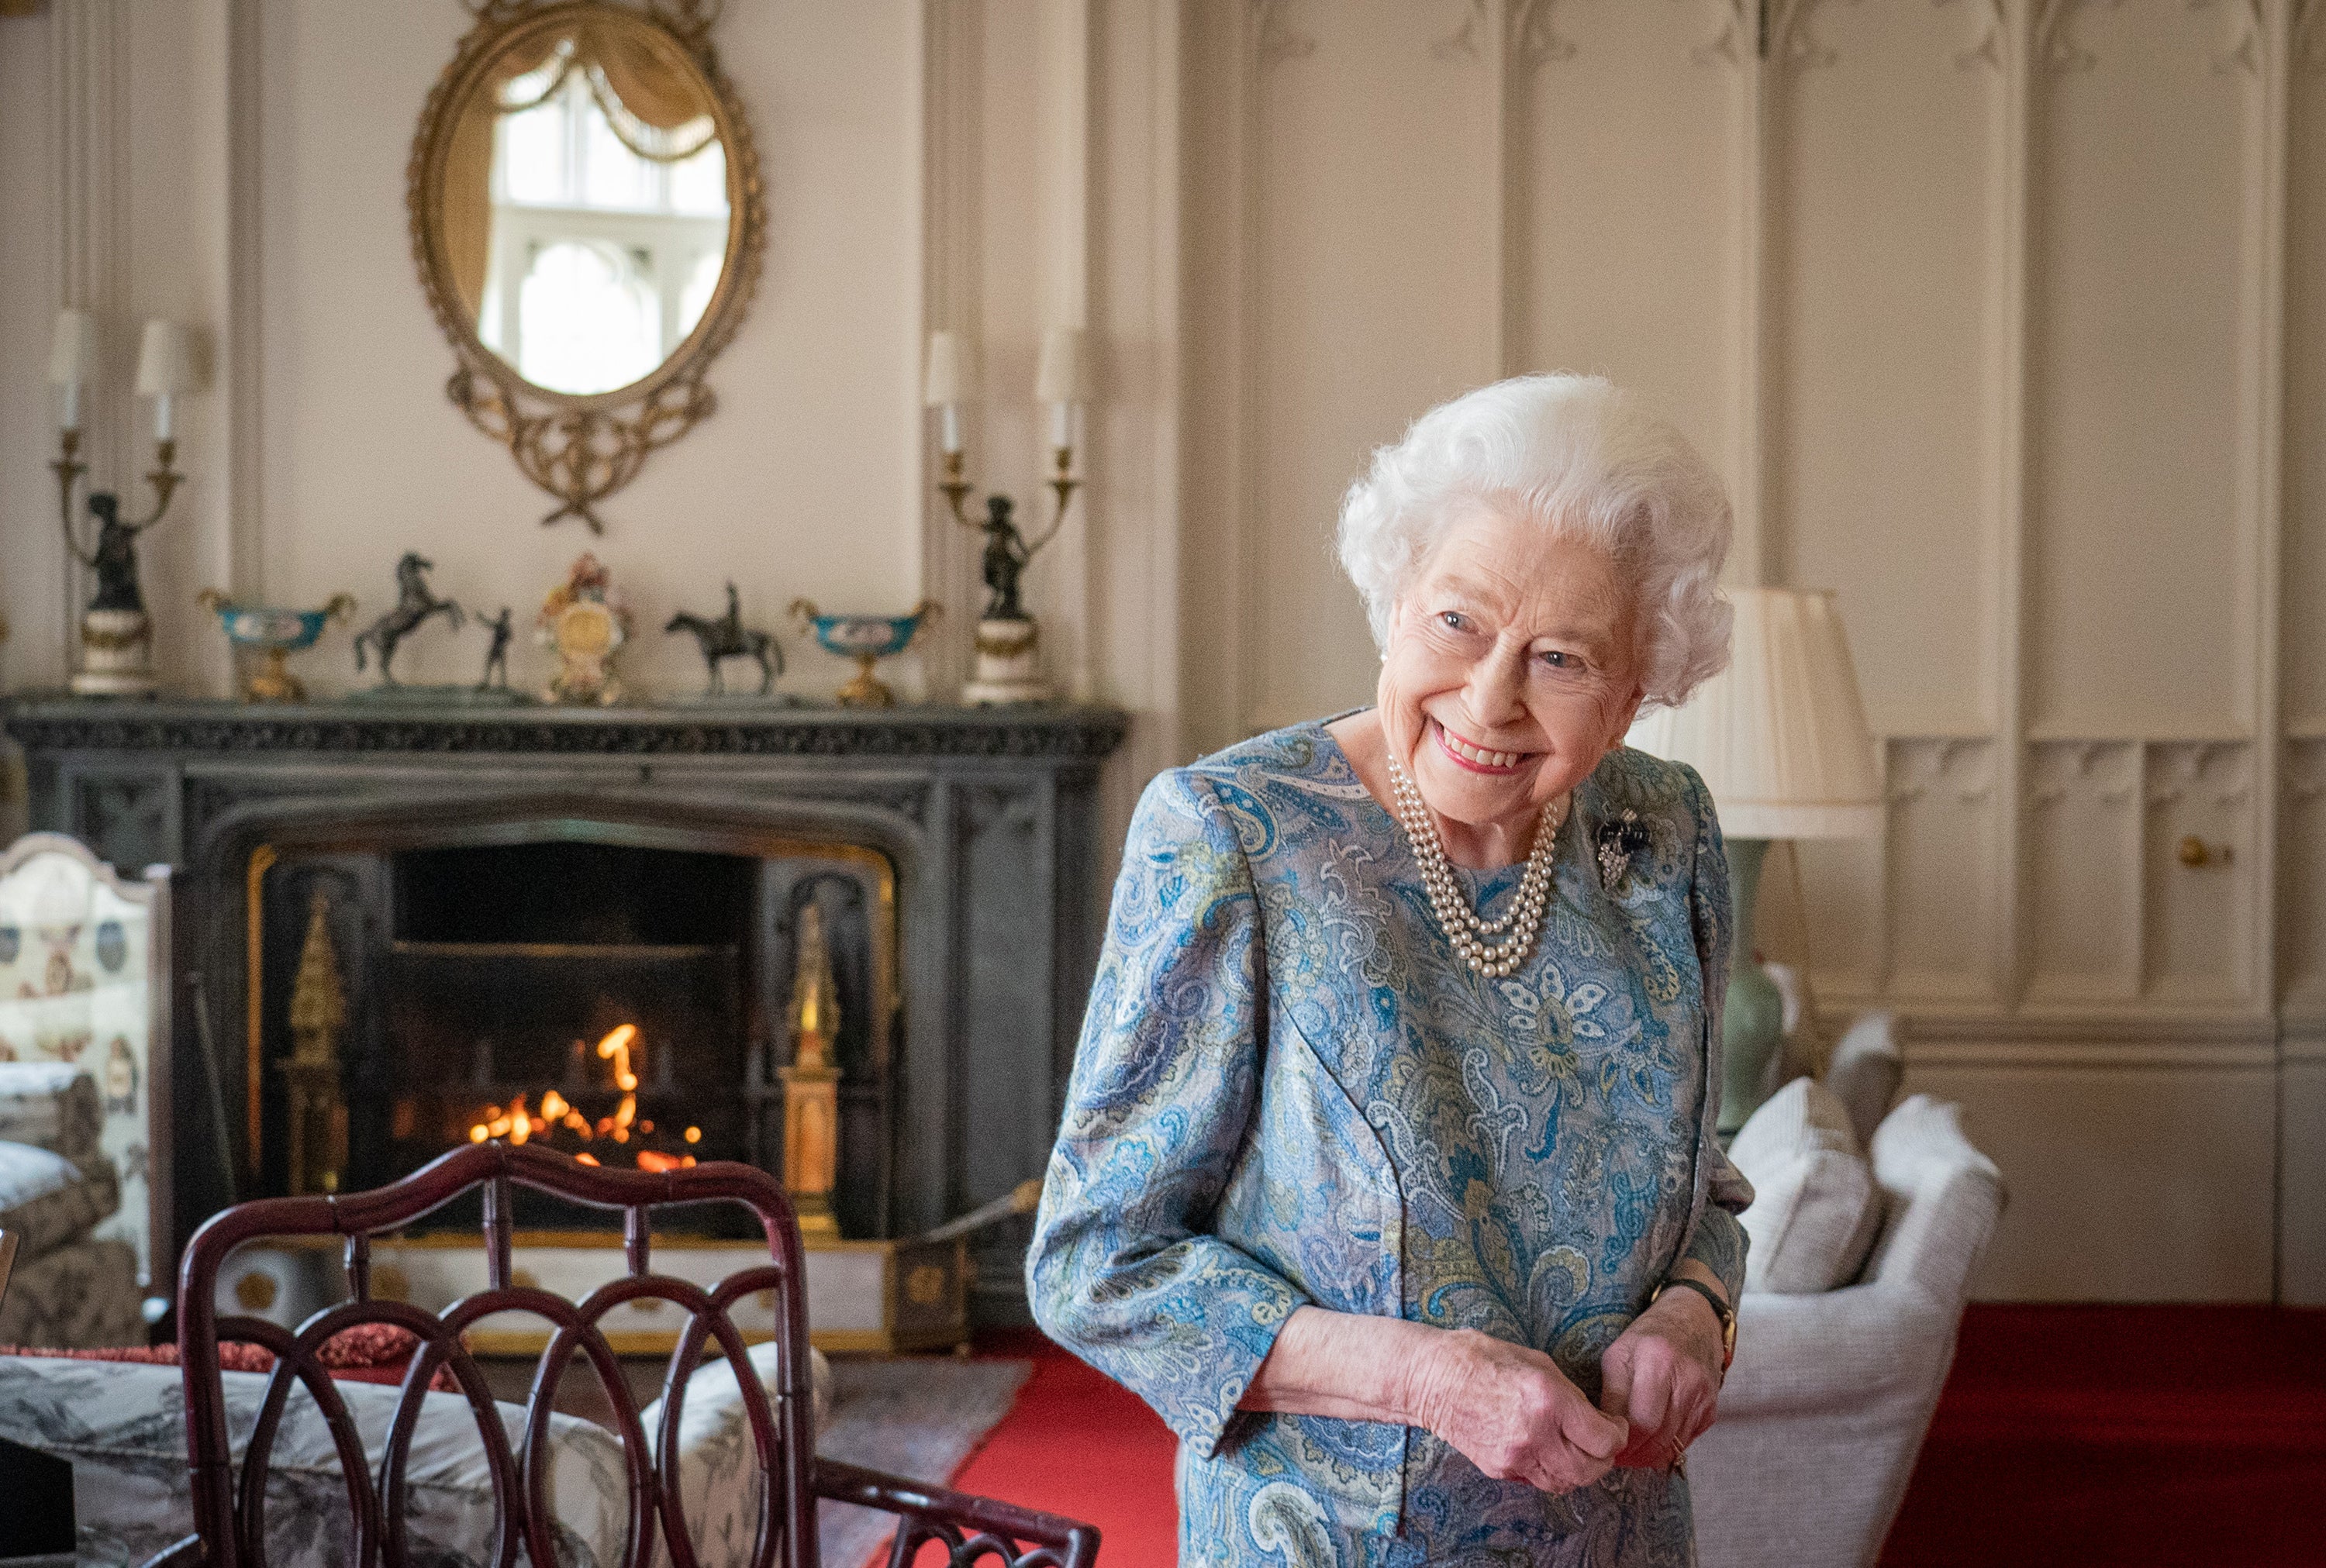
[1027,719,1752,1567]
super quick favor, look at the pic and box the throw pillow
[1728,1076,1882,1294]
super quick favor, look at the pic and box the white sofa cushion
[1730,1077,1881,1294]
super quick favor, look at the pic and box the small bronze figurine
[477,605,513,691]
[81,492,151,614]
[353,552,464,686]
[977,495,1032,621]
[666,581,781,696]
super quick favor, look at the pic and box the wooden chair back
[173,1140,813,1568]
[164,1142,1099,1568]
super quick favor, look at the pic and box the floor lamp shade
[1627,588,1883,839]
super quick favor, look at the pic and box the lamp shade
[923,329,975,407]
[48,309,98,387]
[1627,587,1883,839]
[1034,326,1089,404]
[135,320,199,397]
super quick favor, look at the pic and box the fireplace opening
[372,841,754,1233]
[252,827,896,1242]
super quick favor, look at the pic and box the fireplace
[255,829,896,1242]
[2,699,1126,1332]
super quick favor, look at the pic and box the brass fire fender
[243,836,899,1203]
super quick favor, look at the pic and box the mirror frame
[407,0,765,533]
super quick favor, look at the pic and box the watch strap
[1653,1277,1737,1371]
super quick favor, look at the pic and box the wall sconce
[925,326,1089,705]
[47,309,199,698]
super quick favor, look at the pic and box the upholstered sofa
[0,1062,143,1349]
[1689,1089,2005,1568]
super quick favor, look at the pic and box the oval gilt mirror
[410,0,764,532]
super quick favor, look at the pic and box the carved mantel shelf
[0,697,1130,762]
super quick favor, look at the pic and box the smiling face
[1377,501,1648,856]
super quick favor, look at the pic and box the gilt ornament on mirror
[408,0,766,532]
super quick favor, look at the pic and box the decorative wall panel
[2285,739,2326,1014]
[1510,0,1735,485]
[2025,0,2251,736]
[2024,740,2141,1000]
[1241,2,1499,732]
[2141,740,2255,1001]
[1768,2,1994,735]
[1907,1060,2278,1301]
[2289,18,2326,731]
[1885,737,2001,1001]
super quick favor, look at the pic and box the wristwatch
[1651,1277,1736,1372]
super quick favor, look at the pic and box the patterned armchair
[143,1139,1099,1568]
[0,832,172,1346]
[0,1061,141,1347]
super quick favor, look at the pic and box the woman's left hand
[1599,1284,1725,1469]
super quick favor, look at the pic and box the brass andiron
[781,900,844,1238]
[281,890,350,1196]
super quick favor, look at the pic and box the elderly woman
[1027,374,1751,1565]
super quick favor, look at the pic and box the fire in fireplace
[247,829,896,1239]
[459,1022,703,1173]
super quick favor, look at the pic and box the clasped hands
[1241,1280,1727,1495]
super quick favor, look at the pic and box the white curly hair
[1335,374,1734,711]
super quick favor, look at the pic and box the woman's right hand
[1408,1328,1629,1494]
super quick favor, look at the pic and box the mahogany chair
[151,1140,1099,1568]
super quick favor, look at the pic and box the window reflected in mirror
[447,27,732,398]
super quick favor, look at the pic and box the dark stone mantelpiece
[0,696,1129,763]
[2,696,1130,1322]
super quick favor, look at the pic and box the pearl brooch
[1385,755,1567,980]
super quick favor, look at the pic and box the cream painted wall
[5,0,2321,1302]
[1179,0,2326,1304]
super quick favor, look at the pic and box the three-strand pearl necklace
[1386,754,1567,980]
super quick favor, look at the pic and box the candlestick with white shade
[43,309,204,698]
[926,326,1092,705]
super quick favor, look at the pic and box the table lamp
[1627,588,1883,1136]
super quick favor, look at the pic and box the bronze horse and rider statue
[666,581,781,696]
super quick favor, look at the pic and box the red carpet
[945,1330,1179,1566]
[1882,1304,2326,1566]
[945,1308,2326,1568]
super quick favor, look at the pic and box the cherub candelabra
[923,327,1089,704]
[48,314,199,697]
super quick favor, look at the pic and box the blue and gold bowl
[789,599,939,707]
[198,591,356,702]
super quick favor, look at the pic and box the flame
[461,1023,695,1173]
[595,1023,640,1092]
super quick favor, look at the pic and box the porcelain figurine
[537,552,631,705]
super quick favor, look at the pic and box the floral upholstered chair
[0,832,171,1344]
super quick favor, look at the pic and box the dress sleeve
[1677,762,1753,1304]
[1025,767,1308,1458]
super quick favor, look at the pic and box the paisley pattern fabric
[1029,722,1751,1567]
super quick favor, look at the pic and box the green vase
[1719,836,1783,1139]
